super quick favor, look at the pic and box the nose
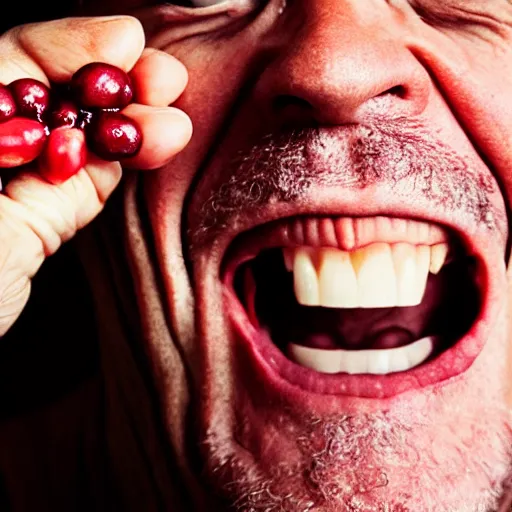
[255,1,430,127]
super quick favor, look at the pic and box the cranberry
[86,111,142,161]
[71,63,133,109]
[0,117,47,167]
[1,63,144,176]
[49,98,79,129]
[9,78,51,121]
[0,85,17,123]
[39,127,86,184]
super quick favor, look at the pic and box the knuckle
[80,16,145,66]
[1,25,22,45]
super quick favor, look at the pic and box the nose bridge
[258,1,430,124]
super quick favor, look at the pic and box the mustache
[190,121,500,247]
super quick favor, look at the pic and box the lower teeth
[287,336,437,375]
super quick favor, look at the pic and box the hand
[0,15,192,336]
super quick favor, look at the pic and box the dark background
[1,3,77,34]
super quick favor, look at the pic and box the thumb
[0,15,145,84]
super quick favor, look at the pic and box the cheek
[408,31,512,216]
[507,264,512,408]
[471,63,512,408]
[141,37,265,311]
[144,37,259,211]
[406,33,512,403]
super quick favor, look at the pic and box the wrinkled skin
[78,0,512,510]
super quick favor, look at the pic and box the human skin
[4,0,512,511]
[137,1,512,510]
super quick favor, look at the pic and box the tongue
[305,326,414,350]
[372,327,415,349]
[298,282,443,350]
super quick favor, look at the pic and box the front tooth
[318,248,358,308]
[406,336,434,368]
[366,349,390,375]
[351,243,398,308]
[287,344,341,373]
[430,243,449,274]
[340,350,368,374]
[293,248,320,306]
[415,245,431,304]
[387,348,411,373]
[290,242,438,309]
[392,243,419,307]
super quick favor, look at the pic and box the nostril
[272,85,411,127]
[380,85,407,99]
[272,95,316,127]
[273,94,313,113]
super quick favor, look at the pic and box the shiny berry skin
[39,127,86,184]
[48,99,79,129]
[0,85,17,122]
[8,78,51,121]
[71,63,133,109]
[86,111,142,161]
[0,117,47,167]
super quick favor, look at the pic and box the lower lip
[223,266,494,400]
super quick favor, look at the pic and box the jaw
[193,226,512,511]
[184,121,512,509]
[140,134,512,510]
[140,154,512,511]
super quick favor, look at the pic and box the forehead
[64,0,512,25]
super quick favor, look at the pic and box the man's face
[109,0,512,509]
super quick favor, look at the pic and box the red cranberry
[0,85,17,123]
[0,117,47,167]
[86,111,142,161]
[49,99,79,129]
[39,127,86,184]
[71,63,133,109]
[9,78,51,121]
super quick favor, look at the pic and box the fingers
[0,156,121,336]
[120,103,193,170]
[0,16,145,84]
[0,16,192,172]
[0,15,192,337]
[130,48,189,107]
[117,48,192,170]
[2,158,122,256]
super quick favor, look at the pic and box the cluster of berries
[0,62,142,184]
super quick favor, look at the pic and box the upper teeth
[284,242,449,308]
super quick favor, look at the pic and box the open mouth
[222,215,486,398]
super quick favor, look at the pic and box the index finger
[0,15,145,85]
